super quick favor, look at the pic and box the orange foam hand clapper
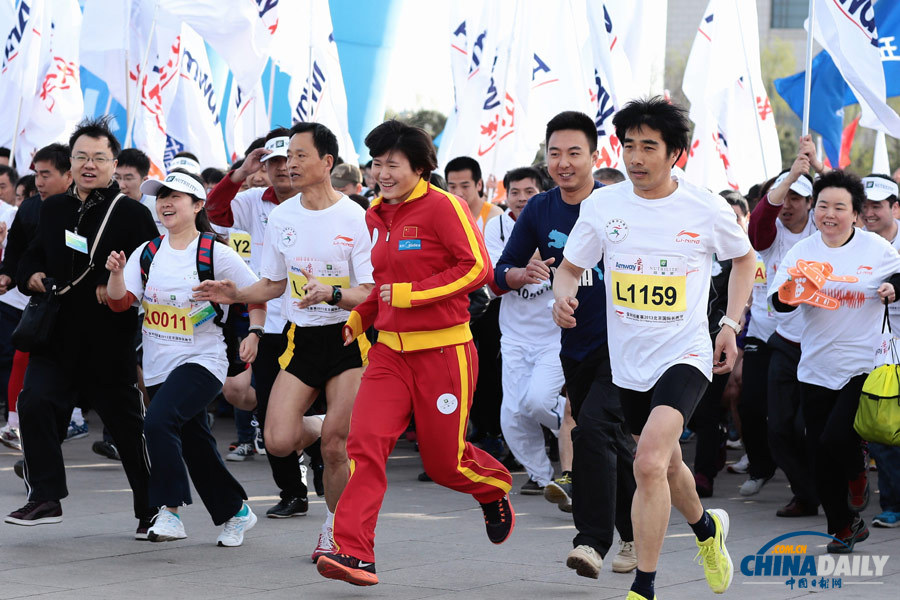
[777,260,858,310]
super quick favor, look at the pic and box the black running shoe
[520,478,544,495]
[480,495,515,544]
[317,552,378,586]
[5,500,62,525]
[827,517,869,554]
[92,440,121,461]
[266,496,308,518]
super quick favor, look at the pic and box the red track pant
[333,340,512,562]
[8,350,28,413]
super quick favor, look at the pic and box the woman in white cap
[104,171,264,547]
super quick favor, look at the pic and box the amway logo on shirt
[675,230,701,245]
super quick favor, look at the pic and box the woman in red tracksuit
[316,120,514,586]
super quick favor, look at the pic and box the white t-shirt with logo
[260,195,374,327]
[761,212,817,342]
[746,252,777,342]
[228,187,295,334]
[564,180,752,391]
[0,202,27,310]
[770,229,900,390]
[123,235,259,386]
[878,221,900,332]
[484,210,558,346]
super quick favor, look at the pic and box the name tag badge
[189,302,217,327]
[65,230,89,254]
[398,239,421,251]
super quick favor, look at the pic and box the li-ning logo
[857,265,873,275]
[739,531,890,591]
[333,235,354,247]
[675,230,701,244]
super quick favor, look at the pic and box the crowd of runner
[0,98,898,599]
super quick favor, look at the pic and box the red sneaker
[847,471,870,512]
[316,552,378,586]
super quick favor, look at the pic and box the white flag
[586,2,639,171]
[16,0,84,169]
[0,0,46,153]
[225,79,269,162]
[809,0,900,137]
[271,0,357,164]
[606,0,666,97]
[156,0,277,91]
[873,131,891,175]
[79,0,130,108]
[165,25,227,170]
[683,0,781,192]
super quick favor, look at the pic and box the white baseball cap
[862,176,899,201]
[772,171,813,197]
[260,136,289,162]
[140,172,208,200]
[168,156,201,175]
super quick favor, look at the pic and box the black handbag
[12,193,123,352]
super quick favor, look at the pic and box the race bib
[230,232,252,262]
[610,253,686,326]
[287,259,351,309]
[142,301,193,345]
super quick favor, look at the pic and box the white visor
[260,136,289,162]
[772,171,813,197]
[168,156,201,175]
[140,172,207,200]
[862,176,899,201]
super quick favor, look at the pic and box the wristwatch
[248,326,264,338]
[328,285,343,306]
[718,315,741,334]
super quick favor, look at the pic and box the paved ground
[0,419,898,599]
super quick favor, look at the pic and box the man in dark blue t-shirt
[495,111,636,579]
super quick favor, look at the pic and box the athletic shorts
[618,364,709,435]
[278,322,368,389]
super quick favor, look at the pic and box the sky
[383,0,454,115]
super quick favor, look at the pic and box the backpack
[139,231,225,327]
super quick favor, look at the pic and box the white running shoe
[311,525,335,563]
[217,504,257,547]
[147,508,187,542]
[727,454,749,474]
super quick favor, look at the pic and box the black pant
[739,337,777,479]
[561,344,635,557]
[146,363,246,525]
[801,375,867,533]
[253,332,307,500]
[18,354,153,520]
[689,372,729,480]
[470,299,502,437]
[767,333,817,504]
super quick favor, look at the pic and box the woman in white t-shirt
[770,170,900,554]
[105,172,263,548]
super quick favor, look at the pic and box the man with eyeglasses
[6,117,159,537]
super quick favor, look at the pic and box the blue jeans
[145,363,246,525]
[869,442,900,512]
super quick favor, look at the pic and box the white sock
[8,411,18,428]
[71,408,84,426]
[324,507,334,530]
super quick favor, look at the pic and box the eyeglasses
[71,155,112,166]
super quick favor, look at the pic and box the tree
[383,109,447,139]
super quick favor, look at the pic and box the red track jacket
[343,178,493,352]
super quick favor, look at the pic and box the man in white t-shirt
[484,167,565,494]
[193,122,374,561]
[748,138,823,517]
[553,98,755,600]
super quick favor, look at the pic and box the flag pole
[735,2,771,179]
[9,97,23,169]
[801,0,816,136]
[266,60,276,128]
[125,1,159,148]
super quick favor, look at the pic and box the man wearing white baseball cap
[859,172,900,530]
[746,135,823,518]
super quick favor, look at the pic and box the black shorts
[618,364,709,435]
[278,322,367,389]
[224,305,250,378]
